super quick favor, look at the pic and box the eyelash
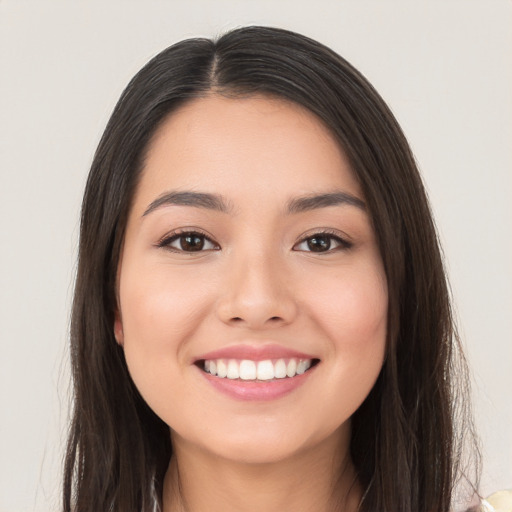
[157,229,353,254]
[157,229,219,253]
[294,229,353,253]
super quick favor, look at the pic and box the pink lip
[193,343,319,401]
[194,343,317,362]
[197,365,316,401]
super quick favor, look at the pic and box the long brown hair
[63,26,479,511]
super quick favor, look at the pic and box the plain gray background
[0,1,510,510]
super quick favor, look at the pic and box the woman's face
[115,95,387,464]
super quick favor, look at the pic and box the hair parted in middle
[64,25,478,512]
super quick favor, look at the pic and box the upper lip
[194,343,318,363]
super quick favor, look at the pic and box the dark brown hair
[63,26,479,512]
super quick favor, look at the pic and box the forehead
[133,94,362,214]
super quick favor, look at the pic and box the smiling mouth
[197,358,320,381]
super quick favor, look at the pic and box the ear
[114,310,124,346]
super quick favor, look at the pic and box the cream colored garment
[479,490,512,512]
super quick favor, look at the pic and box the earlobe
[114,311,124,346]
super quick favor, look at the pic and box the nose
[216,252,298,330]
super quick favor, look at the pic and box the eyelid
[292,228,353,253]
[156,228,220,252]
[156,227,352,254]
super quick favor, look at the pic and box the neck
[163,427,362,512]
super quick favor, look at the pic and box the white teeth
[216,360,227,378]
[257,360,274,380]
[203,357,315,381]
[296,360,309,375]
[239,360,257,380]
[286,359,297,378]
[227,360,239,379]
[274,359,287,379]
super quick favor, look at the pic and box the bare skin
[115,95,386,512]
[163,426,362,512]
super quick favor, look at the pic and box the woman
[63,26,480,511]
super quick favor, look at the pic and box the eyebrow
[142,189,366,217]
[143,191,233,217]
[286,191,366,213]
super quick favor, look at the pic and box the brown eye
[159,231,218,253]
[293,231,352,253]
[180,234,205,251]
[306,235,331,252]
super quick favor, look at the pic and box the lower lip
[198,366,316,401]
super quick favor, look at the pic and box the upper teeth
[204,358,312,381]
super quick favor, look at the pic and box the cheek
[311,263,388,345]
[120,262,214,350]
[117,262,217,414]
[306,262,388,398]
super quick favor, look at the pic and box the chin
[215,437,301,465]
[173,416,348,467]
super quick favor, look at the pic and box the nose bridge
[217,242,297,328]
[238,249,281,302]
